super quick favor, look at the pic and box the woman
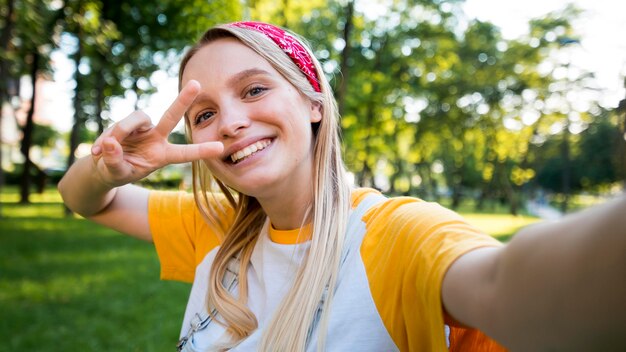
[59,21,626,351]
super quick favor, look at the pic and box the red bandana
[228,21,321,92]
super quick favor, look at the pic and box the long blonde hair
[179,24,351,351]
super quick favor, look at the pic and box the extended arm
[442,194,626,350]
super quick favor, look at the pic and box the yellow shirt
[149,188,505,351]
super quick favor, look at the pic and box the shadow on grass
[0,202,190,351]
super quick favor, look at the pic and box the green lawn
[460,213,539,241]
[440,198,541,241]
[0,189,189,352]
[0,187,541,351]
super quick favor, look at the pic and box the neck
[257,188,314,230]
[253,148,317,230]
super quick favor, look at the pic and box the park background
[1,0,625,350]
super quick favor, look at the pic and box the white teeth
[230,139,271,163]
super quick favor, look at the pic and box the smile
[230,139,272,164]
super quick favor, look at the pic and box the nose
[218,106,250,138]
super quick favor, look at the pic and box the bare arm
[442,194,626,350]
[58,156,152,240]
[58,80,223,241]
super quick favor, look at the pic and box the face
[181,38,322,199]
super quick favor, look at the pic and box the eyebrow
[226,68,272,87]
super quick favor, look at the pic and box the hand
[90,80,223,188]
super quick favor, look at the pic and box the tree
[0,0,17,214]
[55,0,241,214]
[1,0,60,203]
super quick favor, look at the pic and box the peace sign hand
[90,80,222,188]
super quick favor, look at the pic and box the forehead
[181,37,278,87]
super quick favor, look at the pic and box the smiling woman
[58,21,626,352]
[183,38,322,203]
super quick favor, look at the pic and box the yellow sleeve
[148,191,229,283]
[359,196,504,351]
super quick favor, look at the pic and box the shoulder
[149,190,196,214]
[149,190,233,221]
[148,190,233,282]
[353,189,501,350]
[359,192,499,269]
[352,188,468,240]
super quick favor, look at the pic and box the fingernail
[92,145,101,155]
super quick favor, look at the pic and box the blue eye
[195,111,215,125]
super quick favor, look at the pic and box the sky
[464,0,626,108]
[43,0,626,133]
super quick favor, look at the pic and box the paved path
[526,200,563,220]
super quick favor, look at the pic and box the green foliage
[3,0,58,76]
[58,0,243,131]
[290,0,611,212]
[2,0,619,213]
[575,116,622,187]
[533,113,623,192]
[29,123,58,147]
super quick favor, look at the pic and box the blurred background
[1,0,625,350]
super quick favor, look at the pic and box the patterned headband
[228,21,321,93]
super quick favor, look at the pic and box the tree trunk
[421,162,439,202]
[619,91,626,191]
[450,181,463,209]
[0,0,16,216]
[449,139,465,210]
[623,111,626,191]
[355,34,388,188]
[337,0,355,117]
[505,179,518,216]
[560,123,571,213]
[96,1,110,135]
[358,159,373,188]
[67,50,83,168]
[95,58,106,135]
[65,27,84,215]
[476,175,496,211]
[19,53,40,203]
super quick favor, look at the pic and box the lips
[230,139,272,164]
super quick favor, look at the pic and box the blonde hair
[179,24,351,351]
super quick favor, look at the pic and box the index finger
[154,80,201,137]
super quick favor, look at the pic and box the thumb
[166,141,224,164]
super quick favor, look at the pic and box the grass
[0,188,190,352]
[438,197,541,242]
[0,187,543,351]
[460,213,539,241]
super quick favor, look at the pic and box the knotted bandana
[228,21,321,92]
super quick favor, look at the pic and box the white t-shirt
[180,195,398,351]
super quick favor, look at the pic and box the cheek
[190,127,216,144]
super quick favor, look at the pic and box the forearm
[58,155,117,217]
[487,194,626,349]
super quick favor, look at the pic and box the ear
[309,101,322,123]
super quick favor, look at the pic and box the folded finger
[109,111,153,142]
[91,125,115,156]
[155,80,201,138]
[165,141,224,164]
[101,137,129,175]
